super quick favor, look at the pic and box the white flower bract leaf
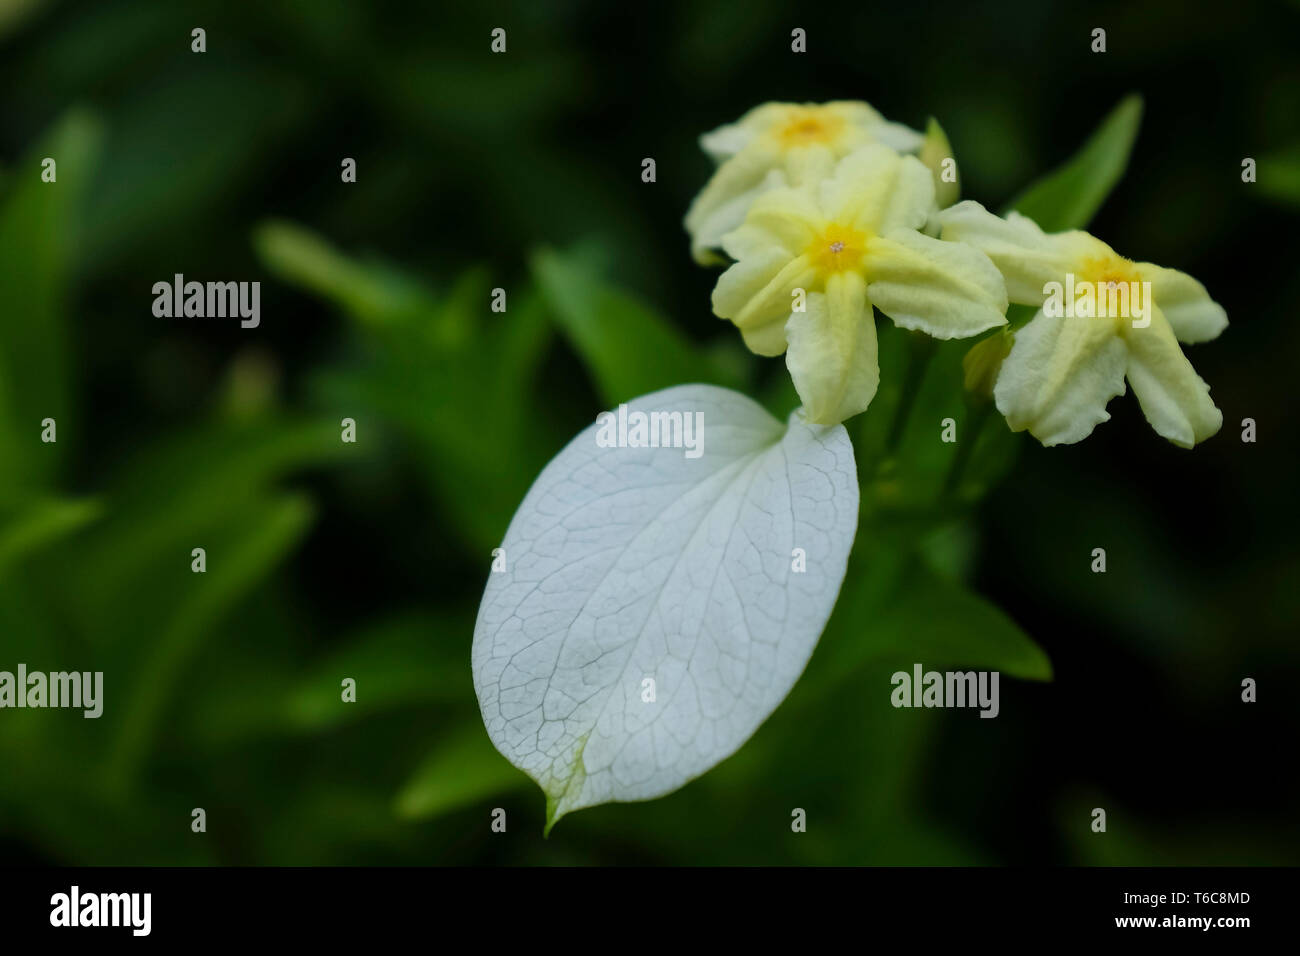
[472,384,858,831]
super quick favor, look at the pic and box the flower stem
[885,332,937,454]
[943,400,992,498]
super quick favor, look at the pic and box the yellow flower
[685,101,923,265]
[711,146,1009,426]
[938,201,1227,447]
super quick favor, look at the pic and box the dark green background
[1,0,1297,864]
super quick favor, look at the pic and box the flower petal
[1138,262,1228,344]
[727,186,825,257]
[712,251,815,356]
[864,230,1008,339]
[784,272,878,424]
[1122,308,1223,447]
[685,145,784,264]
[871,120,926,153]
[688,103,926,263]
[782,142,840,187]
[818,146,933,233]
[937,201,1101,305]
[698,103,787,163]
[821,100,924,152]
[822,100,888,126]
[994,307,1128,446]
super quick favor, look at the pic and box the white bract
[685,101,924,264]
[939,201,1227,447]
[472,385,858,829]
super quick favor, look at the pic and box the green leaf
[1004,94,1143,231]
[878,561,1052,681]
[258,222,558,551]
[812,542,1050,687]
[0,110,102,491]
[255,220,451,336]
[530,245,745,405]
[0,496,101,579]
[854,325,1019,519]
[106,492,317,790]
[64,419,352,640]
[394,726,528,821]
[282,611,474,732]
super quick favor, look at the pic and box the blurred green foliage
[1005,95,1143,233]
[1,0,1297,865]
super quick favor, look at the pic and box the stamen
[829,240,845,253]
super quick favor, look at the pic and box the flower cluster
[685,100,1227,447]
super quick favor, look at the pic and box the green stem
[884,333,937,454]
[943,400,992,498]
